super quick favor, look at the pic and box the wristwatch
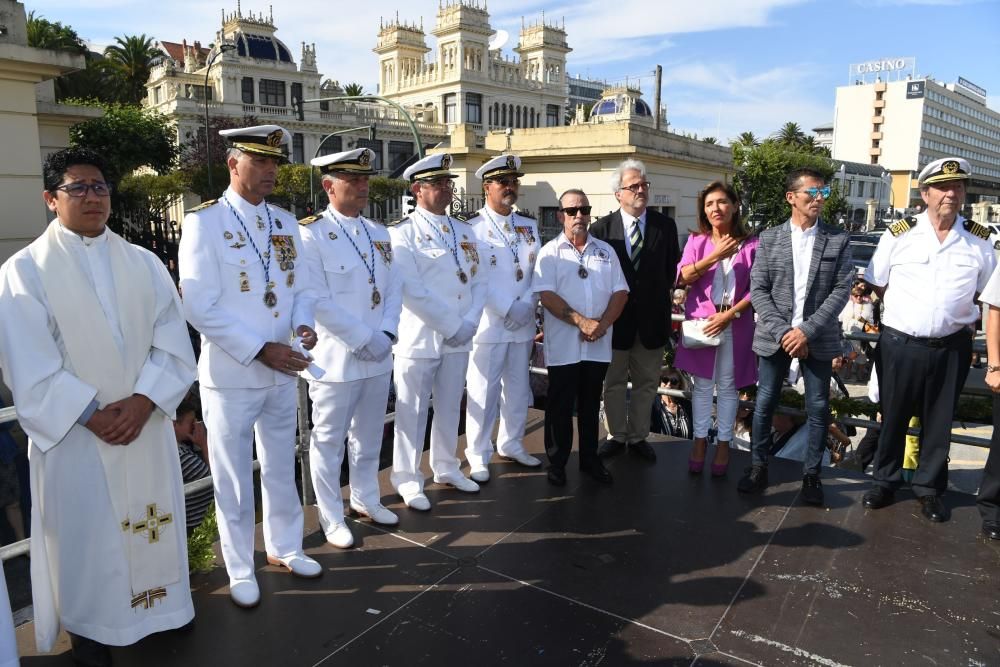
[987,364,1000,373]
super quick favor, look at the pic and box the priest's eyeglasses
[55,182,113,198]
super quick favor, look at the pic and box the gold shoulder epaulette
[186,198,217,213]
[298,214,322,226]
[963,219,990,241]
[887,216,916,237]
[515,210,536,220]
[387,217,407,227]
[267,203,292,217]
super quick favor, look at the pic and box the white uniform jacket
[179,188,313,389]
[468,208,540,344]
[299,206,403,382]
[389,207,487,359]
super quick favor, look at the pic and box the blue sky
[26,0,1000,142]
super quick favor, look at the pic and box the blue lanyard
[224,196,273,286]
[328,209,377,288]
[483,208,521,268]
[413,209,463,272]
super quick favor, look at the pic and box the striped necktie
[629,218,643,271]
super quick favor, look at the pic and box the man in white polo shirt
[533,189,629,486]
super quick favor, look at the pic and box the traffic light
[368,123,377,141]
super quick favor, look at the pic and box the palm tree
[103,34,160,105]
[25,11,86,52]
[703,137,718,144]
[773,121,806,147]
[734,131,759,148]
[801,135,818,154]
[343,82,365,97]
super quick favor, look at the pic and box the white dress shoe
[266,552,323,578]
[230,578,260,608]
[434,472,480,493]
[351,502,399,525]
[326,522,355,549]
[470,465,490,483]
[401,492,432,511]
[501,451,542,467]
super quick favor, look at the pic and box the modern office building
[832,71,1000,211]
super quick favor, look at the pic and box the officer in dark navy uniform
[862,157,996,522]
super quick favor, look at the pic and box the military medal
[275,219,283,229]
[413,209,470,287]
[328,210,383,310]
[328,231,338,240]
[286,271,295,287]
[483,208,525,283]
[224,231,234,240]
[578,266,589,279]
[223,196,276,307]
[238,231,246,242]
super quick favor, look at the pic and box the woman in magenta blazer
[674,181,758,476]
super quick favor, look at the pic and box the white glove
[504,300,535,331]
[444,319,477,347]
[363,331,393,362]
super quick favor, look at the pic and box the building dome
[589,92,652,117]
[232,31,293,63]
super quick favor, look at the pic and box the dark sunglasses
[560,205,592,216]
[489,177,520,187]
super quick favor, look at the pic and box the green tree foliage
[103,34,160,106]
[271,164,313,212]
[732,140,835,230]
[69,103,178,181]
[367,176,409,220]
[25,11,86,52]
[187,504,219,574]
[343,82,365,97]
[703,137,718,145]
[733,131,759,148]
[773,121,806,147]
[117,171,189,216]
[821,181,849,225]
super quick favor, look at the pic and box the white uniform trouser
[691,327,738,441]
[308,373,390,535]
[391,352,470,496]
[464,340,532,467]
[201,384,303,582]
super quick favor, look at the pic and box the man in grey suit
[741,168,853,505]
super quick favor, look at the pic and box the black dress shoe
[580,462,614,484]
[919,495,949,523]
[862,486,894,509]
[736,465,768,494]
[801,474,824,506]
[628,440,657,462]
[983,521,1000,540]
[69,632,112,667]
[547,467,566,486]
[597,439,625,459]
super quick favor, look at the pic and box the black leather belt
[882,325,970,348]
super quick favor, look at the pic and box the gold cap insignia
[942,160,959,175]
[506,155,517,170]
[441,154,453,169]
[266,130,283,147]
[359,150,372,166]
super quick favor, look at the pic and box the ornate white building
[144,5,447,179]
[374,2,570,139]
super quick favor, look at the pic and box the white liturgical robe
[0,221,196,652]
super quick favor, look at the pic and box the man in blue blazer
[743,168,853,505]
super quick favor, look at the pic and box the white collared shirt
[533,232,628,366]
[790,221,818,328]
[867,213,995,337]
[621,210,647,258]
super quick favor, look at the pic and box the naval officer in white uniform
[463,154,542,482]
[179,125,322,609]
[299,148,403,548]
[389,154,487,510]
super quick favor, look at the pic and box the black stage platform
[15,410,1000,665]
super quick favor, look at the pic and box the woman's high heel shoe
[689,458,705,474]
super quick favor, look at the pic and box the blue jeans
[751,350,832,476]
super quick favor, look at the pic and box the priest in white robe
[0,148,196,665]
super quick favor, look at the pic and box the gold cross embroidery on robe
[132,503,173,544]
[131,587,167,610]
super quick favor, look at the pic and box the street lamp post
[204,43,236,194]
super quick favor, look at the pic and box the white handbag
[681,319,721,349]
